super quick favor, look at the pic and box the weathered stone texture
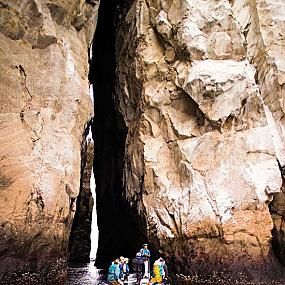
[115,0,285,279]
[232,0,285,268]
[0,0,98,283]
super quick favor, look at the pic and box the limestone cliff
[232,0,285,267]
[1,0,285,283]
[0,0,98,284]
[115,0,285,280]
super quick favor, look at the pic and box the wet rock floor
[65,264,284,285]
[65,263,103,285]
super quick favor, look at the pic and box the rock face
[1,0,285,282]
[114,0,285,279]
[232,0,285,268]
[0,1,98,284]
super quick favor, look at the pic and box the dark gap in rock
[89,0,147,268]
[269,159,285,265]
[68,127,94,263]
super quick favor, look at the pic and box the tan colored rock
[232,0,285,163]
[232,0,285,267]
[0,0,98,283]
[116,0,285,279]
[182,59,260,125]
[164,46,176,63]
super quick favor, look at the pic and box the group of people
[107,243,168,285]
[107,256,130,285]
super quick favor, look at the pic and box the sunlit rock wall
[115,0,285,279]
[232,0,285,267]
[0,1,98,284]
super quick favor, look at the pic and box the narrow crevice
[89,0,147,268]
[68,127,94,263]
[269,159,285,265]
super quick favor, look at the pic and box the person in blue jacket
[140,243,150,278]
[123,258,130,277]
[119,257,130,280]
[107,259,123,285]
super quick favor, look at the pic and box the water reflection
[65,263,104,285]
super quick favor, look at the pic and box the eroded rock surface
[115,0,285,279]
[0,1,98,283]
[232,0,285,267]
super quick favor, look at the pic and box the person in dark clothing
[132,252,144,283]
[160,258,169,285]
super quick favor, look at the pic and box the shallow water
[65,263,104,285]
[65,264,285,285]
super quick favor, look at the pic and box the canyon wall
[232,0,285,268]
[115,0,285,280]
[1,0,285,283]
[0,0,98,283]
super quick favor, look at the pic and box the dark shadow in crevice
[68,126,94,263]
[269,160,285,266]
[89,0,147,268]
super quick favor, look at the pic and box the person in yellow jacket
[149,259,165,284]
